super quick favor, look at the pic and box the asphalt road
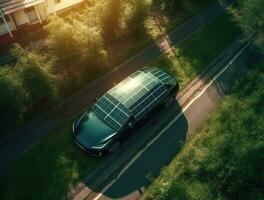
[0,0,230,171]
[82,44,259,200]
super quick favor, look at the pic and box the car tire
[108,141,121,154]
[165,96,175,108]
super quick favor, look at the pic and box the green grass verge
[143,62,264,200]
[151,12,240,87]
[0,122,102,200]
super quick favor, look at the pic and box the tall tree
[11,44,58,107]
[129,0,150,27]
[230,0,264,52]
[0,68,23,131]
[45,16,108,67]
[102,0,122,41]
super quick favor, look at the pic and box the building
[0,0,84,37]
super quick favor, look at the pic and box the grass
[151,12,240,87]
[142,62,264,199]
[0,122,102,200]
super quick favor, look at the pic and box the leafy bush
[143,62,264,200]
[128,0,150,27]
[45,15,108,69]
[102,0,123,40]
[229,0,264,53]
[11,44,58,106]
[0,68,24,131]
[0,44,58,136]
[45,16,91,62]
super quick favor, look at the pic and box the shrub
[0,68,24,132]
[102,0,123,41]
[229,0,264,53]
[128,0,150,27]
[11,44,58,108]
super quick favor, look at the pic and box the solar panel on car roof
[93,94,130,130]
[108,71,160,108]
[132,83,169,119]
[93,69,170,129]
[150,68,174,83]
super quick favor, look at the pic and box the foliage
[45,15,107,67]
[11,44,58,106]
[0,44,58,137]
[143,62,264,199]
[128,0,150,27]
[0,68,23,131]
[0,122,101,200]
[152,13,240,87]
[229,0,264,53]
[45,16,91,61]
[102,0,123,40]
[45,15,108,95]
[158,0,214,13]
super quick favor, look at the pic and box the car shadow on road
[83,100,188,199]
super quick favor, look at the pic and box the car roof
[92,67,175,130]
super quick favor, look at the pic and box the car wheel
[108,141,121,154]
[165,96,175,108]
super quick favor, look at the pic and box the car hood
[74,111,117,149]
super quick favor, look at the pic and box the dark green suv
[72,67,179,156]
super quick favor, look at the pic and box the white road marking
[93,43,249,200]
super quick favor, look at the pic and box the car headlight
[92,140,112,149]
[92,143,107,149]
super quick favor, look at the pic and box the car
[72,67,179,156]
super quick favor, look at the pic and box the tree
[229,0,264,52]
[0,68,24,131]
[45,16,108,68]
[11,44,58,108]
[102,0,122,41]
[128,0,150,27]
[45,16,90,61]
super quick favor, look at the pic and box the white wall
[49,0,83,13]
[0,0,83,36]
[37,4,48,21]
[13,10,29,26]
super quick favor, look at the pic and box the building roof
[0,0,45,15]
[92,68,174,130]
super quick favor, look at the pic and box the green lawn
[143,63,264,200]
[151,12,240,87]
[0,122,102,200]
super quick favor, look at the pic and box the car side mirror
[95,98,98,102]
[128,122,134,129]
